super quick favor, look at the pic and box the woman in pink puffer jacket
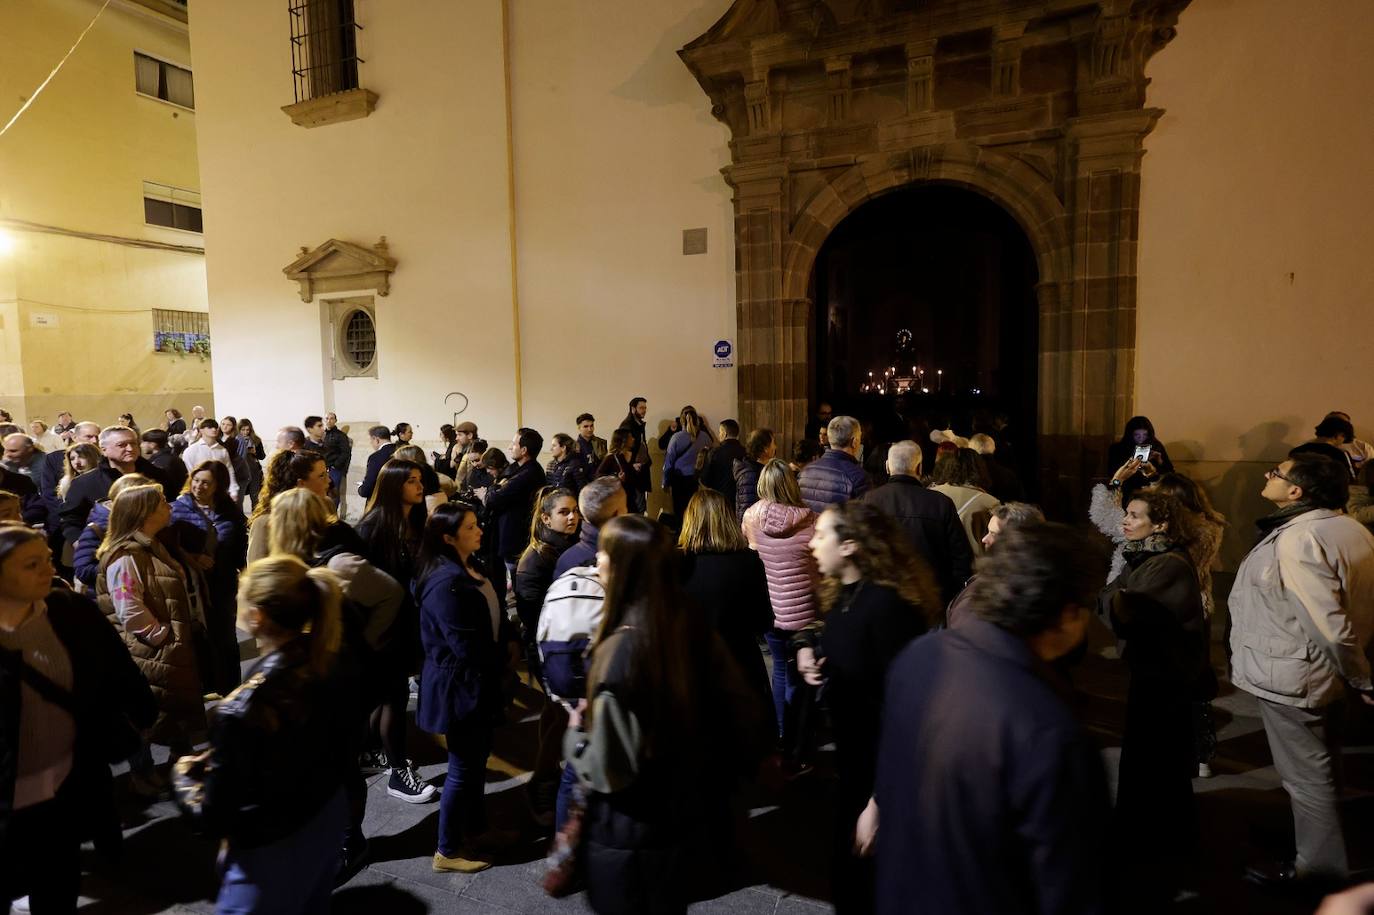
[742,459,819,738]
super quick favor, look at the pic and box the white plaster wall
[190,1,518,444]
[1138,0,1374,568]
[509,0,737,456]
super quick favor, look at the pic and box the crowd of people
[2,396,1374,914]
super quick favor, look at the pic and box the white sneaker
[12,897,31,913]
[387,763,437,804]
[1197,762,1213,778]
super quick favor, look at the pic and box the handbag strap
[0,646,78,717]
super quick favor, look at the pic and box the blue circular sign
[714,340,733,358]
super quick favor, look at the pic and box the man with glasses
[1232,452,1374,890]
[58,425,164,558]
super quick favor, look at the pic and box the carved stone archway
[680,0,1189,507]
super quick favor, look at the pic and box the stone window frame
[326,296,378,380]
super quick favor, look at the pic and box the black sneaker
[359,750,389,774]
[335,837,370,887]
[387,764,437,804]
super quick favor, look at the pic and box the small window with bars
[152,309,211,355]
[134,51,194,109]
[342,309,376,371]
[144,181,202,233]
[288,0,362,103]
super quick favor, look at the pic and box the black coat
[36,450,67,531]
[58,458,165,549]
[514,529,576,632]
[322,428,351,472]
[0,467,44,527]
[545,455,589,495]
[680,550,774,710]
[185,637,357,849]
[875,620,1111,915]
[485,460,548,562]
[357,443,397,500]
[979,453,1024,503]
[0,589,156,855]
[795,581,925,808]
[862,475,973,606]
[699,439,746,505]
[732,458,762,523]
[148,449,188,502]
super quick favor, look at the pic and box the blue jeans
[554,760,578,832]
[438,719,492,856]
[327,467,346,515]
[763,628,797,738]
[216,787,347,914]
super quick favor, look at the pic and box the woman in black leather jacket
[175,554,357,914]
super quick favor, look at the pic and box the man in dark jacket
[798,415,870,513]
[321,413,352,515]
[356,426,396,501]
[58,426,164,552]
[553,476,627,577]
[875,522,1111,915]
[0,466,45,526]
[37,422,99,534]
[700,419,746,505]
[733,428,775,523]
[483,428,548,577]
[140,429,187,502]
[970,433,1024,503]
[863,440,972,606]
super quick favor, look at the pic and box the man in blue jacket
[875,523,1111,915]
[798,415,870,512]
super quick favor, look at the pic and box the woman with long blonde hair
[678,488,773,712]
[184,554,356,913]
[95,483,205,793]
[56,442,100,501]
[794,499,936,913]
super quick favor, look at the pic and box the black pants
[2,793,81,914]
[668,474,698,525]
[1115,680,1197,902]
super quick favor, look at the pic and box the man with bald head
[1,433,44,478]
[863,439,973,606]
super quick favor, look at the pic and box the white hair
[886,440,922,475]
[969,433,996,455]
[827,415,860,449]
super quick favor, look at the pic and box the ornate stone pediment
[282,237,396,303]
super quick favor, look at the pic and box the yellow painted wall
[0,0,210,427]
[1137,0,1374,570]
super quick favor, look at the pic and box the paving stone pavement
[43,620,1374,913]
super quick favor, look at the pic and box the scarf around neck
[1255,500,1315,537]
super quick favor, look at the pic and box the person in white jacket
[181,418,239,500]
[1230,452,1374,886]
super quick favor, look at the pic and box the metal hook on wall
[445,392,470,429]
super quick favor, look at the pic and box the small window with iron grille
[288,0,363,103]
[326,297,378,379]
[152,308,211,356]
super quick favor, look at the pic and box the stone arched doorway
[680,0,1189,510]
[810,181,1041,486]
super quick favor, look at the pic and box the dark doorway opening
[810,183,1039,490]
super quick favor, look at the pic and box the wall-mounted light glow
[0,229,15,257]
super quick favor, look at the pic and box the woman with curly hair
[1099,488,1209,906]
[794,500,938,914]
[246,450,330,563]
